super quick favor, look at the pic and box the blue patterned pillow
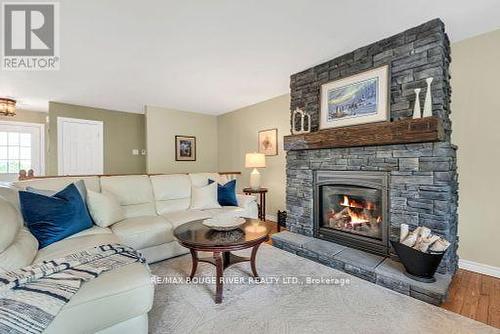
[19,183,93,248]
[208,179,238,207]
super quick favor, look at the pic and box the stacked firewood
[399,224,450,253]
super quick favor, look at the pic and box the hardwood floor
[264,220,282,246]
[263,221,500,328]
[442,269,500,328]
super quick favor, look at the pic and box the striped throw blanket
[0,244,146,334]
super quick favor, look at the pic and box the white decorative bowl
[202,216,246,231]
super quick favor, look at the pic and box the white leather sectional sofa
[0,173,258,334]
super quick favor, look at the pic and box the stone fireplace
[272,19,458,304]
[286,139,458,275]
[315,170,389,255]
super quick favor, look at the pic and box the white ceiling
[1,0,499,115]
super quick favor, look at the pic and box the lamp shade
[245,153,266,168]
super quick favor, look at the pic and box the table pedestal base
[189,244,262,303]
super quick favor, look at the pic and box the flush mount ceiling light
[0,98,16,116]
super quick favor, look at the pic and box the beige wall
[0,109,47,124]
[217,94,290,218]
[451,29,500,268]
[145,106,218,174]
[48,102,146,175]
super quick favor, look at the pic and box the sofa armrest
[236,194,258,219]
[236,194,256,208]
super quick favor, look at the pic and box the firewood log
[400,224,409,242]
[332,207,349,220]
[413,227,432,250]
[429,238,450,253]
[414,235,440,253]
[401,226,421,247]
[419,227,432,240]
[400,225,451,253]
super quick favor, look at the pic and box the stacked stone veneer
[287,143,458,273]
[290,19,452,138]
[286,19,458,274]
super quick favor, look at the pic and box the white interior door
[58,117,103,176]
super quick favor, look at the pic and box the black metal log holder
[390,240,446,283]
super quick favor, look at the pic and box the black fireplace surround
[314,171,389,256]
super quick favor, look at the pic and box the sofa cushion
[87,190,125,227]
[0,228,38,272]
[35,234,120,263]
[162,210,212,229]
[20,184,94,249]
[189,172,229,187]
[13,176,100,192]
[0,197,22,253]
[190,182,221,210]
[110,216,174,250]
[0,186,21,212]
[66,225,112,239]
[44,262,153,334]
[150,174,191,215]
[100,175,156,218]
[236,193,257,208]
[138,242,190,264]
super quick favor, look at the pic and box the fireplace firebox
[314,170,389,256]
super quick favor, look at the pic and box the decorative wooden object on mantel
[284,116,444,151]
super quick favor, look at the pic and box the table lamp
[245,153,266,190]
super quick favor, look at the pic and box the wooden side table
[243,187,268,221]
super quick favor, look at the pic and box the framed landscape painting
[258,128,278,156]
[320,65,389,129]
[175,135,196,161]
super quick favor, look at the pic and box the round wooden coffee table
[174,218,269,303]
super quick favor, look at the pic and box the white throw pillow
[86,190,125,227]
[190,183,221,210]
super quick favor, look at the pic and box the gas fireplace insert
[314,170,389,255]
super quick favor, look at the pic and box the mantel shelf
[284,117,445,151]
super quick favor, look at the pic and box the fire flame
[333,195,382,228]
[347,208,369,225]
[340,195,377,210]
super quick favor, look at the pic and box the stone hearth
[272,232,452,305]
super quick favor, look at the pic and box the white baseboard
[266,214,277,222]
[459,259,500,278]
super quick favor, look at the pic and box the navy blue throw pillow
[208,179,238,206]
[19,183,93,249]
[26,179,88,203]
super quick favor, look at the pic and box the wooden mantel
[284,117,445,151]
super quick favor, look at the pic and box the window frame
[0,120,45,176]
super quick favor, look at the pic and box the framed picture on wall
[320,65,389,129]
[258,128,278,156]
[175,135,196,161]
